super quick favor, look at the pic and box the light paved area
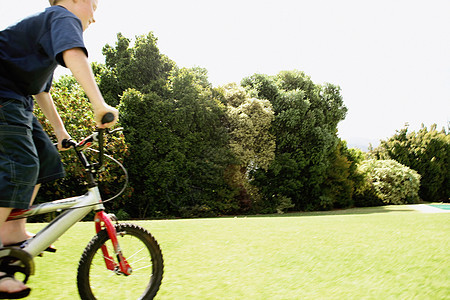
[409,204,450,213]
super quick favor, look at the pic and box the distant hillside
[346,137,380,152]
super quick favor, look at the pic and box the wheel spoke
[122,246,146,262]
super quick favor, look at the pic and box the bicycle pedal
[37,245,57,257]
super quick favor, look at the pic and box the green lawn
[26,206,449,299]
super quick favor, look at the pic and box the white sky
[1,0,449,148]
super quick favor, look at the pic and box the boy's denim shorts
[0,98,65,209]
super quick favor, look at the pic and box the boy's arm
[62,47,118,128]
[34,91,71,150]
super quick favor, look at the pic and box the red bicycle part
[94,211,132,275]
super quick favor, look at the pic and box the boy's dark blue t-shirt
[0,6,87,110]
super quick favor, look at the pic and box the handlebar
[60,112,117,150]
[57,123,127,198]
[62,133,96,150]
[61,127,122,150]
[59,126,123,183]
[50,113,120,186]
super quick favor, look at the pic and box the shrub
[357,159,421,205]
[371,124,449,202]
[276,195,295,214]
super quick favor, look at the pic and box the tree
[98,32,175,106]
[219,83,276,211]
[118,67,237,218]
[320,140,355,209]
[243,70,348,211]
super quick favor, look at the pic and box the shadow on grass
[244,205,417,219]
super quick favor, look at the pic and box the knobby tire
[77,223,163,300]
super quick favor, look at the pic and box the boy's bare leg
[0,207,13,246]
[0,185,40,245]
[0,207,30,293]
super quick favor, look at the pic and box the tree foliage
[219,83,276,211]
[357,159,421,205]
[118,68,237,218]
[371,124,449,202]
[320,140,355,209]
[243,71,348,211]
[98,32,175,106]
[221,83,275,171]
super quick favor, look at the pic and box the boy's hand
[56,130,72,151]
[94,105,119,128]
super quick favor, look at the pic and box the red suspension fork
[94,211,132,275]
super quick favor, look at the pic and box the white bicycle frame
[7,186,104,258]
[8,185,132,276]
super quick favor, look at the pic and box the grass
[25,206,449,299]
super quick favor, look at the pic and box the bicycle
[0,114,164,299]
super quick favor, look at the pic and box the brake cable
[86,147,129,204]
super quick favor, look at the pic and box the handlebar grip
[101,112,115,124]
[62,139,76,149]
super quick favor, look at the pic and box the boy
[0,0,117,297]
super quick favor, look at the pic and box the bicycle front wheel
[77,223,163,300]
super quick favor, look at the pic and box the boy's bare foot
[0,273,31,298]
[2,231,34,246]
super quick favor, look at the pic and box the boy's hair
[48,0,60,5]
